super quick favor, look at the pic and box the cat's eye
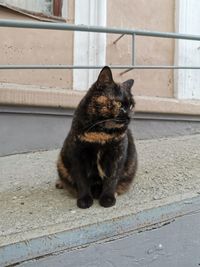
[115,101,121,108]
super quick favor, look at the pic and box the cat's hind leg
[116,176,133,195]
[55,179,65,189]
[56,154,77,196]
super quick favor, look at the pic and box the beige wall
[3,1,196,115]
[0,2,74,89]
[107,0,175,98]
[1,1,199,116]
[0,1,174,96]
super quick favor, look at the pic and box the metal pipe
[1,19,200,41]
[0,65,132,70]
[113,34,125,44]
[120,68,134,75]
[132,34,136,66]
[1,19,200,72]
[1,65,200,70]
[123,65,200,69]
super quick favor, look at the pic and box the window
[175,0,200,99]
[0,0,66,17]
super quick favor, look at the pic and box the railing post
[132,33,136,67]
[120,33,136,75]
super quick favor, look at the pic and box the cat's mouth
[114,116,130,125]
[84,117,130,132]
[104,120,125,129]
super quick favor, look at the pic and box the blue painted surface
[1,196,200,266]
[20,208,200,267]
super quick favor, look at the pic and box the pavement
[0,134,200,265]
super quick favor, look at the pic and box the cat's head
[84,66,135,132]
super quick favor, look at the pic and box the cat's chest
[96,151,106,179]
[79,142,124,179]
[81,145,107,179]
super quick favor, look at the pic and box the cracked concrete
[0,134,200,249]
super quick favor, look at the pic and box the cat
[56,66,137,209]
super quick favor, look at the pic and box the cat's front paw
[99,194,116,208]
[77,195,93,209]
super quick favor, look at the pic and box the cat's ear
[97,66,114,85]
[122,79,134,92]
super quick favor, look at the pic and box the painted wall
[0,1,175,98]
[107,0,175,98]
[0,3,74,89]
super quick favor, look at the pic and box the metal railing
[1,19,200,74]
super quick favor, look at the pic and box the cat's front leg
[98,150,122,208]
[77,194,93,209]
[99,177,118,208]
[76,178,93,209]
[71,166,93,209]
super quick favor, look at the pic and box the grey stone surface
[1,107,200,156]
[19,209,200,267]
[0,134,200,249]
[0,112,72,156]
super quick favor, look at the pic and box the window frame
[175,0,200,100]
[0,0,66,18]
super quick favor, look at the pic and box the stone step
[0,134,200,266]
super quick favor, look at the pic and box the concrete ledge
[0,134,200,265]
[1,84,200,115]
[1,105,200,156]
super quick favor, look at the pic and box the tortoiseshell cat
[56,66,137,208]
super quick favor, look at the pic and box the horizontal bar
[1,19,200,41]
[1,65,200,70]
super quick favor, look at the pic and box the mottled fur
[57,66,137,208]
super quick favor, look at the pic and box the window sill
[1,84,200,116]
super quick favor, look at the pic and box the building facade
[0,0,200,116]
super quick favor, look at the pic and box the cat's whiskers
[84,118,126,132]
